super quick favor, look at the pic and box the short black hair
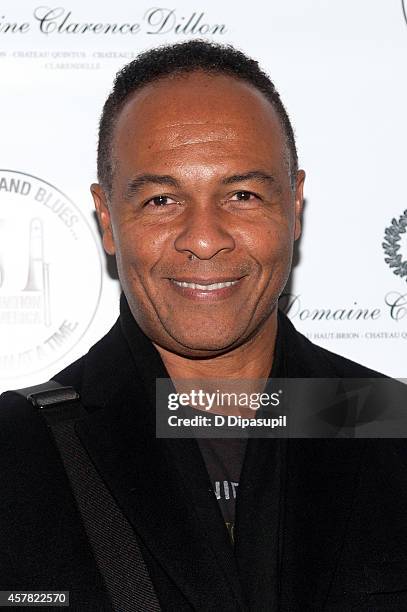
[97,39,298,196]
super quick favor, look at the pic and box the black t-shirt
[176,319,285,546]
[177,402,248,543]
[197,436,247,543]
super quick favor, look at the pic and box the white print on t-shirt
[214,480,239,500]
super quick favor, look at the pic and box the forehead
[112,71,287,175]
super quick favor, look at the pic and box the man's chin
[161,329,245,357]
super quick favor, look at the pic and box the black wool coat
[1,296,407,611]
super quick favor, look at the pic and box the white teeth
[172,280,239,291]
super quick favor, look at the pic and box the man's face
[92,71,304,357]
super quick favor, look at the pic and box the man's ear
[91,183,115,255]
[294,169,305,241]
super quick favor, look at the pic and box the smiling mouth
[170,279,240,291]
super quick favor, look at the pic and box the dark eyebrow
[124,170,277,199]
[221,171,277,186]
[125,173,181,199]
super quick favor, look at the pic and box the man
[1,40,407,611]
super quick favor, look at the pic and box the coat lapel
[72,315,245,611]
[276,313,366,610]
[279,438,365,610]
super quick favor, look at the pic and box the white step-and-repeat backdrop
[1,0,406,391]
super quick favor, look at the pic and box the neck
[154,310,278,381]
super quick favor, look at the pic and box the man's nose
[174,203,235,260]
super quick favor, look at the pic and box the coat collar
[65,294,365,610]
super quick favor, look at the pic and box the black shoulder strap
[14,380,161,612]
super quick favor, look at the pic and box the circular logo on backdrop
[383,209,407,281]
[0,169,102,381]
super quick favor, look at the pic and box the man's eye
[229,191,258,202]
[145,195,177,207]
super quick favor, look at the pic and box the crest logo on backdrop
[0,170,102,381]
[279,204,407,328]
[383,210,407,281]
